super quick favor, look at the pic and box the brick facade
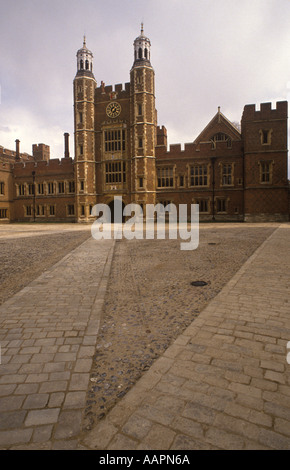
[0,28,289,224]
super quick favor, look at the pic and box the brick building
[0,26,289,223]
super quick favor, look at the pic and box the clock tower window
[104,129,126,153]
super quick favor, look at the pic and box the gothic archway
[108,199,125,223]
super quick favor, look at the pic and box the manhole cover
[191,281,208,287]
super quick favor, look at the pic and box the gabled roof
[194,107,241,144]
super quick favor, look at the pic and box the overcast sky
[1,0,290,175]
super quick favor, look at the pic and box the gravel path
[83,225,276,431]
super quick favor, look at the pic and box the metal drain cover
[191,281,208,287]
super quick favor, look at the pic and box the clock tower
[130,24,157,209]
[73,37,97,222]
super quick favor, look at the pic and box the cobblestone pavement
[0,225,92,306]
[81,223,290,450]
[82,224,276,430]
[0,223,289,449]
[0,227,114,449]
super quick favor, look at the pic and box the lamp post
[32,171,36,222]
[211,157,216,221]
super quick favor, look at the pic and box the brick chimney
[64,133,70,158]
[15,139,20,159]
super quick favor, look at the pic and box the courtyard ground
[0,222,289,449]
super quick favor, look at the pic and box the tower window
[259,161,272,183]
[139,177,144,188]
[138,137,143,148]
[80,59,84,70]
[80,145,83,155]
[104,129,126,152]
[260,129,272,145]
[138,104,142,116]
[105,161,126,184]
[138,48,142,59]
[85,60,89,70]
[144,48,148,59]
[0,182,4,194]
[79,112,83,124]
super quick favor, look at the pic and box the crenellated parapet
[242,101,287,122]
[0,161,14,172]
[13,158,74,177]
[156,138,242,160]
[95,82,130,101]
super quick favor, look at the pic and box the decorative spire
[83,35,86,48]
[141,22,144,35]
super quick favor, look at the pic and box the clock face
[106,102,121,118]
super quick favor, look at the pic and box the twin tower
[73,25,157,220]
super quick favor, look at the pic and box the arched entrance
[108,199,125,223]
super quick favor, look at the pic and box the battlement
[156,138,243,160]
[0,161,13,172]
[157,125,167,134]
[242,101,288,121]
[95,82,130,99]
[0,146,33,162]
[156,126,167,147]
[13,158,74,176]
[32,143,50,162]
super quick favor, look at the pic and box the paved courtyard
[0,222,289,449]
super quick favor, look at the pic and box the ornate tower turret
[133,23,151,66]
[76,36,94,77]
[130,24,156,208]
[73,37,97,222]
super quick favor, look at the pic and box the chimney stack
[15,139,20,159]
[64,133,70,158]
